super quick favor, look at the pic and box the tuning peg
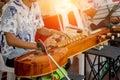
[117,33,120,37]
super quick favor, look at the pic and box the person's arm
[37,27,52,36]
[37,27,69,38]
[5,32,37,49]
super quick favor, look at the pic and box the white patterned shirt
[0,0,44,60]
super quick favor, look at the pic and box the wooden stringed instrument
[15,27,110,78]
[15,49,68,78]
[15,2,120,77]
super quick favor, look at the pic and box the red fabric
[68,11,77,27]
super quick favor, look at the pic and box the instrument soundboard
[57,28,110,58]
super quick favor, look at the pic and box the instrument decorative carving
[15,50,67,78]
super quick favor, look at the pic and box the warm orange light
[38,0,91,15]
[38,0,79,15]
[55,0,76,14]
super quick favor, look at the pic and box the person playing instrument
[0,0,70,79]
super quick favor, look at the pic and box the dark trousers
[5,58,15,68]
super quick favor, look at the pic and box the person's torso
[0,0,43,59]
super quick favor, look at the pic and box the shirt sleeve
[35,2,44,28]
[1,6,18,35]
[39,13,44,28]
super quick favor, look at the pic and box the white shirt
[0,0,44,60]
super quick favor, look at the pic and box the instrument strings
[56,34,86,47]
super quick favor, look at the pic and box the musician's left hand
[44,34,68,49]
[50,29,70,39]
[44,35,57,48]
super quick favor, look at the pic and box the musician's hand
[50,29,70,39]
[110,17,120,24]
[44,34,68,49]
[44,36,57,49]
[44,34,68,54]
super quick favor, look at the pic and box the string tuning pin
[117,33,120,37]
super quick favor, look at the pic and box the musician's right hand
[44,34,69,50]
[44,37,57,49]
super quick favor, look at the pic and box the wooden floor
[68,56,120,80]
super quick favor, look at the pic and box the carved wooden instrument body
[15,28,110,78]
[15,51,67,78]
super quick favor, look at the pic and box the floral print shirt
[0,0,44,60]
